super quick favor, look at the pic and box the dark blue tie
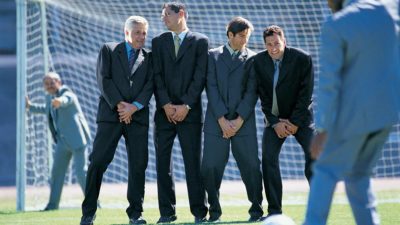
[128,49,138,71]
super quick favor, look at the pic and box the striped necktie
[128,48,137,71]
[174,34,181,56]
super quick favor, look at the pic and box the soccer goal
[16,0,400,211]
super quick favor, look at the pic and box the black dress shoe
[157,215,177,223]
[130,216,147,224]
[194,216,207,223]
[248,215,262,222]
[80,215,96,225]
[208,216,221,223]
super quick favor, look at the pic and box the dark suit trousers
[262,125,313,214]
[154,113,208,218]
[82,122,148,219]
[201,133,263,219]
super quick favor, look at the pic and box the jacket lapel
[165,33,176,61]
[131,49,144,75]
[263,51,275,82]
[176,31,194,61]
[276,47,291,86]
[220,46,233,71]
[117,42,130,76]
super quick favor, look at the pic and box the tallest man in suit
[304,0,400,225]
[152,1,209,223]
[80,16,153,225]
[253,25,315,216]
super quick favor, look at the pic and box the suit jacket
[204,45,257,136]
[95,42,153,126]
[29,85,91,149]
[152,31,209,123]
[317,0,400,138]
[254,47,314,128]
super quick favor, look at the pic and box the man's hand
[51,97,62,109]
[25,96,31,109]
[171,104,189,122]
[163,103,177,124]
[280,119,298,135]
[231,116,244,133]
[273,121,291,139]
[117,101,136,124]
[310,131,328,159]
[218,117,236,139]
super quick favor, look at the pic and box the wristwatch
[185,104,191,110]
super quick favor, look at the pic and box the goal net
[19,0,400,210]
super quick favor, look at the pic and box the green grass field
[1,181,399,225]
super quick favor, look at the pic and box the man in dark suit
[26,72,91,211]
[201,17,263,223]
[80,16,153,225]
[253,25,314,216]
[152,2,208,224]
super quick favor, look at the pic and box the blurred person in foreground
[26,72,91,211]
[304,0,400,224]
[80,15,153,225]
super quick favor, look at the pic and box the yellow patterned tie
[174,34,180,56]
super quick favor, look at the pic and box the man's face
[161,6,181,32]
[228,29,251,51]
[43,77,61,95]
[125,23,148,49]
[265,33,286,60]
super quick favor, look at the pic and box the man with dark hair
[201,17,263,223]
[304,0,400,224]
[253,25,314,217]
[80,16,153,225]
[152,1,209,224]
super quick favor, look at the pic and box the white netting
[23,0,400,209]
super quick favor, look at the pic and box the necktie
[272,60,280,116]
[50,96,58,131]
[174,34,181,56]
[231,51,237,60]
[128,49,137,71]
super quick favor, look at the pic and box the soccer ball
[262,214,296,225]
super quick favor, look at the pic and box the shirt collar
[125,41,138,56]
[225,42,243,56]
[343,0,356,7]
[173,29,189,43]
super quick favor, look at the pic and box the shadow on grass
[112,221,256,225]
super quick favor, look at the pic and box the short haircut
[163,1,188,19]
[263,25,285,42]
[124,16,148,32]
[43,72,61,81]
[226,17,254,37]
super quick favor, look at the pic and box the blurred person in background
[26,71,90,211]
